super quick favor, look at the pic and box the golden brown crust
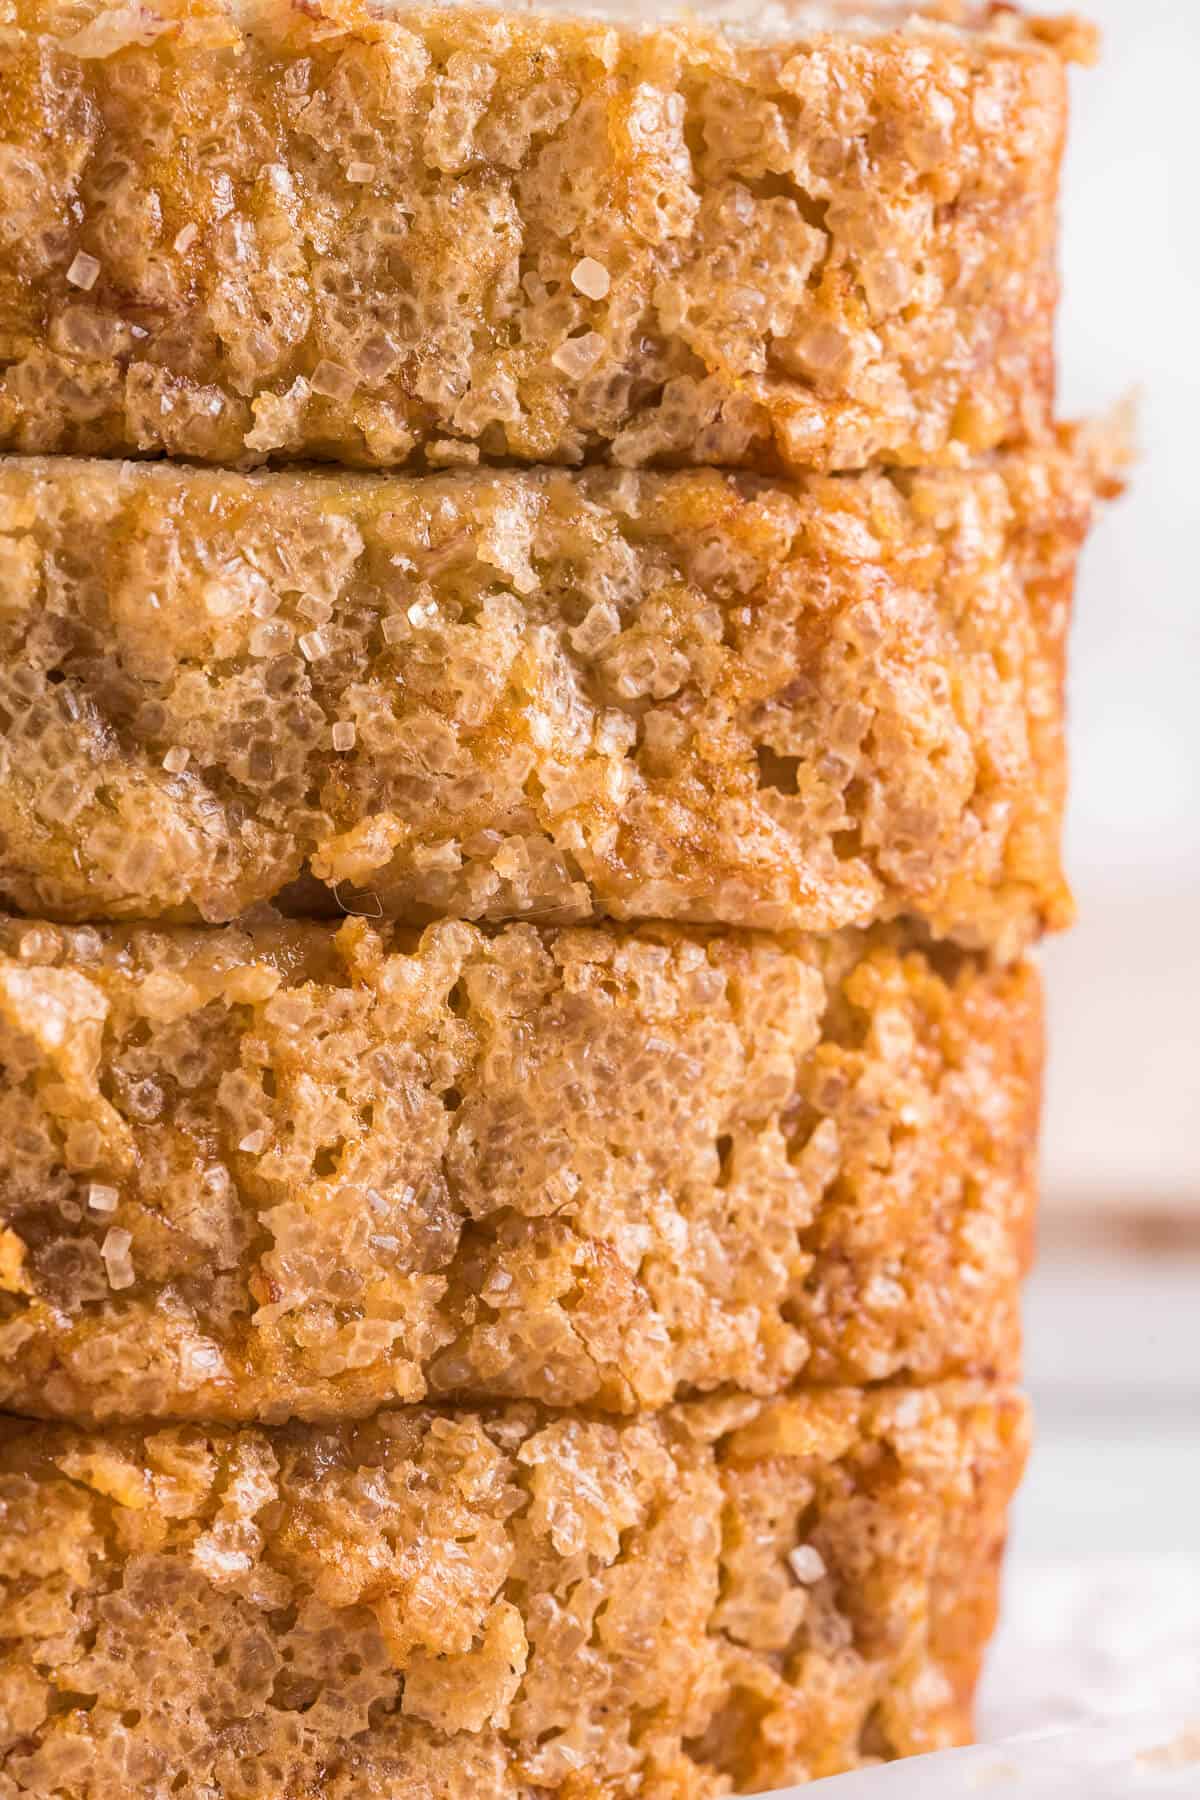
[0,0,1072,474]
[0,449,1091,947]
[0,1381,1029,1797]
[0,913,1038,1423]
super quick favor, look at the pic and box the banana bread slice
[0,1380,1029,1796]
[0,448,1093,947]
[0,913,1039,1423]
[0,0,1089,472]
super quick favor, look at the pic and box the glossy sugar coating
[0,913,1038,1423]
[0,449,1092,947]
[0,1381,1029,1797]
[0,0,1085,473]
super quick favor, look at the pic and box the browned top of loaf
[0,0,1081,472]
[0,914,1039,1422]
[0,448,1092,946]
[0,1381,1029,1797]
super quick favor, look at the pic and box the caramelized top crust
[0,448,1093,945]
[0,1381,1030,1796]
[0,0,1076,472]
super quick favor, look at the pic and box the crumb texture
[0,1381,1028,1796]
[0,0,1069,473]
[0,451,1090,945]
[0,915,1039,1422]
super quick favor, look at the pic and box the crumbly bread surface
[0,0,1078,473]
[0,450,1091,945]
[0,1381,1029,1797]
[0,914,1038,1423]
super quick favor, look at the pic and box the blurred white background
[982,0,1200,1747]
[1043,0,1200,1216]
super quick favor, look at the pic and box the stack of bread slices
[0,1,1107,1793]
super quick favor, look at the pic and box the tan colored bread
[0,448,1092,947]
[0,914,1039,1423]
[0,0,1085,473]
[0,1380,1028,1797]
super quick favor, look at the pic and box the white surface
[763,1717,1200,1796]
[977,1248,1200,1768]
[983,1556,1200,1741]
[995,1242,1200,1650]
[1043,0,1200,1209]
